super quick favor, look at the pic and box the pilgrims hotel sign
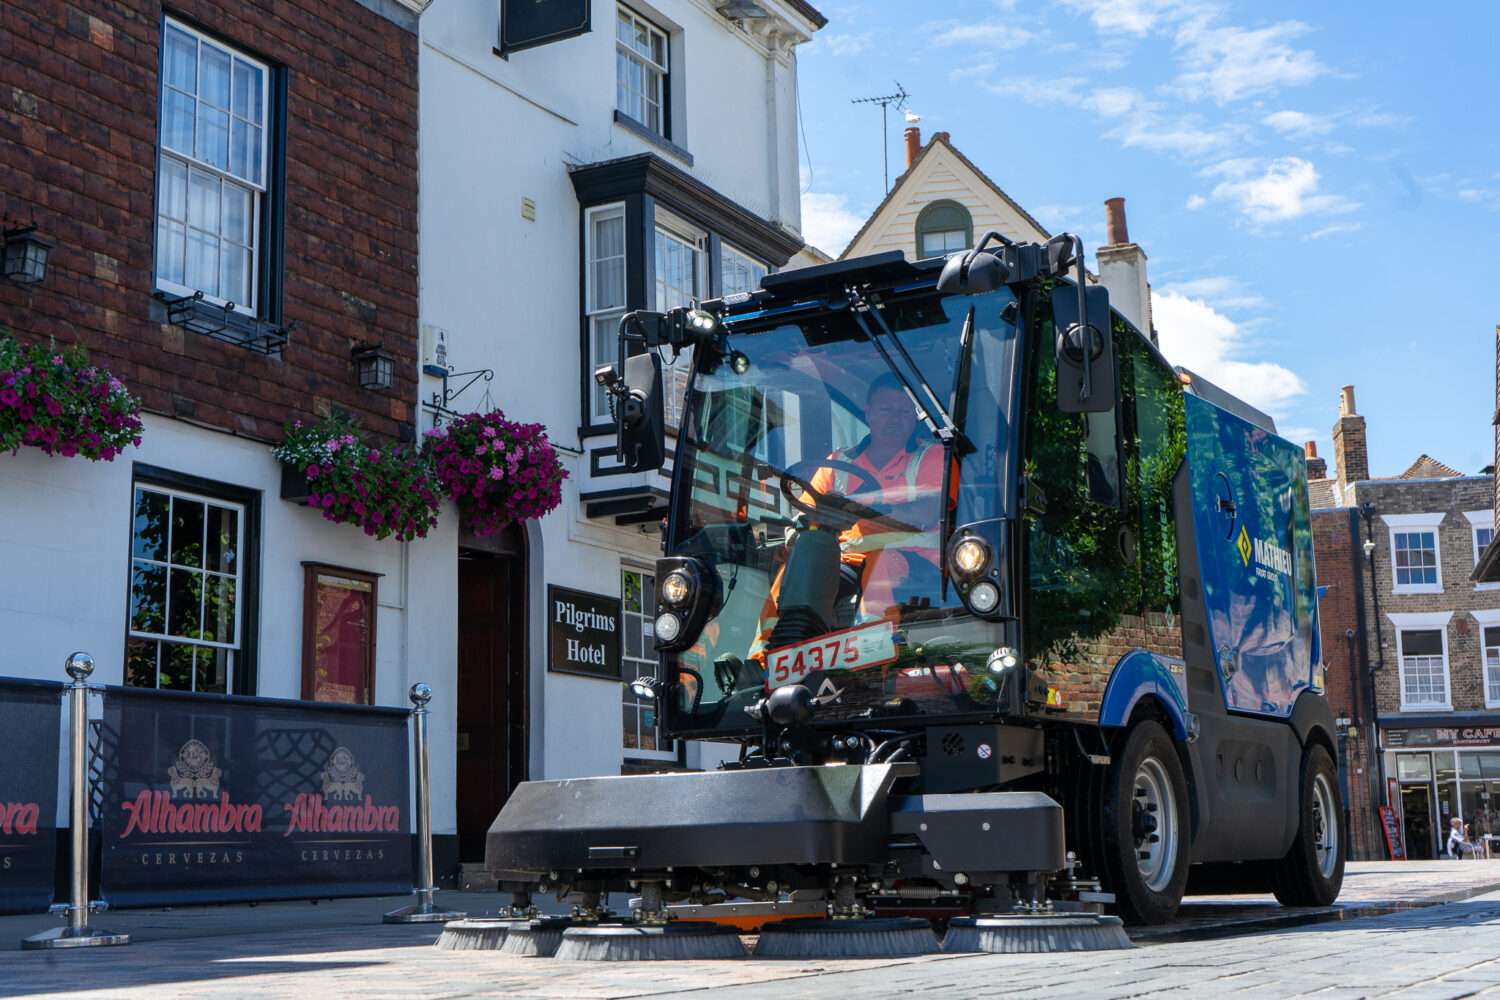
[548,585,621,679]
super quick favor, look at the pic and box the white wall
[0,414,460,830]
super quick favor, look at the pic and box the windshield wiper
[844,288,975,456]
[940,305,978,600]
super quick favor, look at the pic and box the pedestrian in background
[1447,817,1476,858]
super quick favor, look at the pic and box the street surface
[1,861,1498,999]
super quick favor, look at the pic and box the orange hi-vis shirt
[809,439,945,557]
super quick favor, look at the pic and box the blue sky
[792,0,1498,481]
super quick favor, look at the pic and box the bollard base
[22,926,131,949]
[384,904,467,924]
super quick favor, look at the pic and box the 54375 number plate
[766,620,896,690]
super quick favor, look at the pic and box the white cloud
[1262,110,1334,137]
[924,20,1034,49]
[1063,0,1205,36]
[1186,194,1206,209]
[808,31,878,57]
[1302,223,1364,240]
[800,191,868,256]
[1165,275,1266,310]
[1201,157,1357,223]
[1083,87,1243,157]
[1173,19,1328,103]
[1153,290,1305,419]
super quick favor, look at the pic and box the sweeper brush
[553,922,748,961]
[752,917,941,959]
[941,913,1133,953]
[434,918,515,951]
[499,916,571,956]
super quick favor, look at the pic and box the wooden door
[455,535,527,861]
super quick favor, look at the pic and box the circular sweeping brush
[553,921,748,961]
[500,916,572,956]
[434,918,517,951]
[942,913,1133,953]
[753,917,941,958]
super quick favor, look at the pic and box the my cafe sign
[1383,726,1500,749]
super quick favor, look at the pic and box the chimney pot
[1105,197,1129,246]
[1340,385,1356,416]
[1304,441,1318,458]
[904,126,921,168]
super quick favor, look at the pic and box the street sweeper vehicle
[483,233,1343,955]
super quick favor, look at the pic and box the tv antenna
[851,81,910,193]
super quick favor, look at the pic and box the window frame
[585,202,629,426]
[1465,510,1499,591]
[125,465,261,695]
[300,563,380,706]
[615,5,669,140]
[1474,609,1500,709]
[1390,611,1453,712]
[155,17,285,327]
[1383,512,1445,594]
[653,212,706,431]
[719,242,768,298]
[620,564,675,760]
[914,200,974,260]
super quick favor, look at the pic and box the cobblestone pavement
[1,861,1499,999]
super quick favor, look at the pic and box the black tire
[1270,743,1345,907]
[1101,720,1190,925]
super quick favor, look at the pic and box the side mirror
[617,350,666,472]
[1051,281,1116,414]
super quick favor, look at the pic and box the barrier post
[22,653,129,949]
[385,683,465,923]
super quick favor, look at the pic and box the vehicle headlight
[655,612,682,643]
[951,537,990,579]
[661,570,693,606]
[968,581,1000,614]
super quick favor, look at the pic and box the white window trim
[585,202,628,426]
[128,483,247,692]
[616,5,669,138]
[1389,611,1452,712]
[1472,608,1500,709]
[1464,510,1500,590]
[157,18,269,316]
[1382,512,1444,594]
[621,563,675,761]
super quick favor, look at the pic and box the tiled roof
[1399,454,1463,479]
[1308,479,1338,510]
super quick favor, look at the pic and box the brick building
[1310,386,1500,860]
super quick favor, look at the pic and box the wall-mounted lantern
[2,224,52,284]
[352,342,395,391]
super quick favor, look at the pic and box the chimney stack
[1304,441,1327,480]
[1105,197,1129,247]
[905,126,921,168]
[1095,197,1153,346]
[1332,384,1369,501]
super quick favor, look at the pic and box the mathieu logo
[120,740,264,837]
[283,748,400,836]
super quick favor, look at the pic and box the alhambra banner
[0,678,62,915]
[96,686,411,907]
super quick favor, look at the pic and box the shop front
[1382,722,1500,859]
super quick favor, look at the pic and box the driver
[748,374,946,668]
[812,373,945,617]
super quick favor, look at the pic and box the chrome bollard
[22,653,129,949]
[385,683,465,924]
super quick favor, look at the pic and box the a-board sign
[499,0,590,55]
[547,585,622,680]
[1379,805,1406,861]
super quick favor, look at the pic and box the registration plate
[766,620,897,690]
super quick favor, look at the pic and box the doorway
[455,523,528,861]
[1401,786,1435,860]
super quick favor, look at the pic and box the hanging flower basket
[423,410,566,536]
[0,333,144,460]
[272,414,441,542]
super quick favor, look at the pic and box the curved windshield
[668,287,1019,735]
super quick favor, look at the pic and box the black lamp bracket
[422,367,494,426]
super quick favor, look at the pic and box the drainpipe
[1361,501,1390,827]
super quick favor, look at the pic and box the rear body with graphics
[486,245,1342,926]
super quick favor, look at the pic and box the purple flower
[0,388,16,406]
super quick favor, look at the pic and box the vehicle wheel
[1101,720,1190,925]
[1270,743,1344,907]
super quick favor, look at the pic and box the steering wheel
[779,459,921,534]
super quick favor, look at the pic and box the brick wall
[0,0,419,444]
[1045,612,1183,721]
[1311,504,1382,858]
[1351,477,1500,717]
